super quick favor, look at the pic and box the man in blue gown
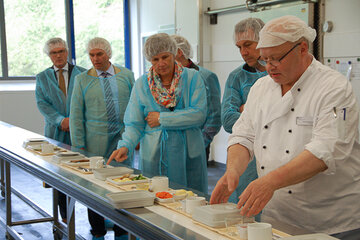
[70,37,134,240]
[35,37,86,223]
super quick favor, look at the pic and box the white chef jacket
[229,58,360,234]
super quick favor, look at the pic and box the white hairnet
[43,38,68,56]
[143,33,177,61]
[233,18,265,43]
[171,35,193,59]
[257,15,317,48]
[87,37,112,58]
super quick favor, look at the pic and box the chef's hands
[145,112,160,128]
[210,169,240,204]
[107,147,129,164]
[61,118,70,132]
[237,175,276,217]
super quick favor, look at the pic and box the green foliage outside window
[3,0,124,77]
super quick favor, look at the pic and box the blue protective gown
[221,64,267,204]
[117,68,208,194]
[192,64,221,147]
[35,64,86,145]
[70,66,134,165]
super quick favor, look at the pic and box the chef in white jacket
[210,15,360,239]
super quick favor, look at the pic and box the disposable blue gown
[221,64,267,205]
[70,66,134,166]
[197,66,221,147]
[118,68,208,194]
[35,65,86,145]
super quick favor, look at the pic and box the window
[0,0,128,80]
[4,0,66,77]
[73,0,125,69]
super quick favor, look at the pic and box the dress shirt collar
[54,63,69,72]
[96,63,115,77]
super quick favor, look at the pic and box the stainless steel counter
[0,121,307,240]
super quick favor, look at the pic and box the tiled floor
[0,156,226,240]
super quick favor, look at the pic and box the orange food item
[156,191,173,199]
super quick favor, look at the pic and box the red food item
[156,191,173,199]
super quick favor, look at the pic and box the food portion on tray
[106,174,149,185]
[154,189,196,203]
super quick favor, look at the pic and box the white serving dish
[154,191,175,203]
[280,234,339,240]
[62,159,91,167]
[93,167,134,180]
[23,138,48,148]
[52,152,85,163]
[106,174,149,185]
[192,203,253,228]
[106,190,155,209]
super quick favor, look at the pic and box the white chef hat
[257,15,316,48]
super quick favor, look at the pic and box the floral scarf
[147,61,183,108]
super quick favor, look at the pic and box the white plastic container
[192,203,254,228]
[93,167,134,180]
[106,190,155,209]
[23,138,48,148]
[52,152,85,163]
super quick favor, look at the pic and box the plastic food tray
[52,152,85,163]
[280,234,339,240]
[192,203,253,228]
[93,167,134,180]
[106,174,149,185]
[22,139,48,148]
[62,159,90,167]
[106,190,155,209]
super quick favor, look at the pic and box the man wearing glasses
[211,16,360,239]
[35,38,86,223]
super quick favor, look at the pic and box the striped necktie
[101,72,118,133]
[58,69,66,96]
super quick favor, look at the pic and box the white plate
[93,167,134,181]
[27,138,47,142]
[106,174,149,185]
[280,234,339,240]
[28,144,42,151]
[62,159,90,166]
[106,191,155,209]
[56,151,80,157]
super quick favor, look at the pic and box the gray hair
[43,38,68,56]
[143,33,177,61]
[87,37,112,58]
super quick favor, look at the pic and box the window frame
[0,0,130,81]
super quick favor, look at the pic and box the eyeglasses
[258,43,301,67]
[50,49,66,56]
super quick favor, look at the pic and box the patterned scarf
[147,61,183,108]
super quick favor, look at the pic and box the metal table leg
[0,158,5,197]
[67,196,76,240]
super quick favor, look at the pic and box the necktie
[102,72,118,133]
[58,69,66,96]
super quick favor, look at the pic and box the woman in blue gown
[107,33,208,194]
